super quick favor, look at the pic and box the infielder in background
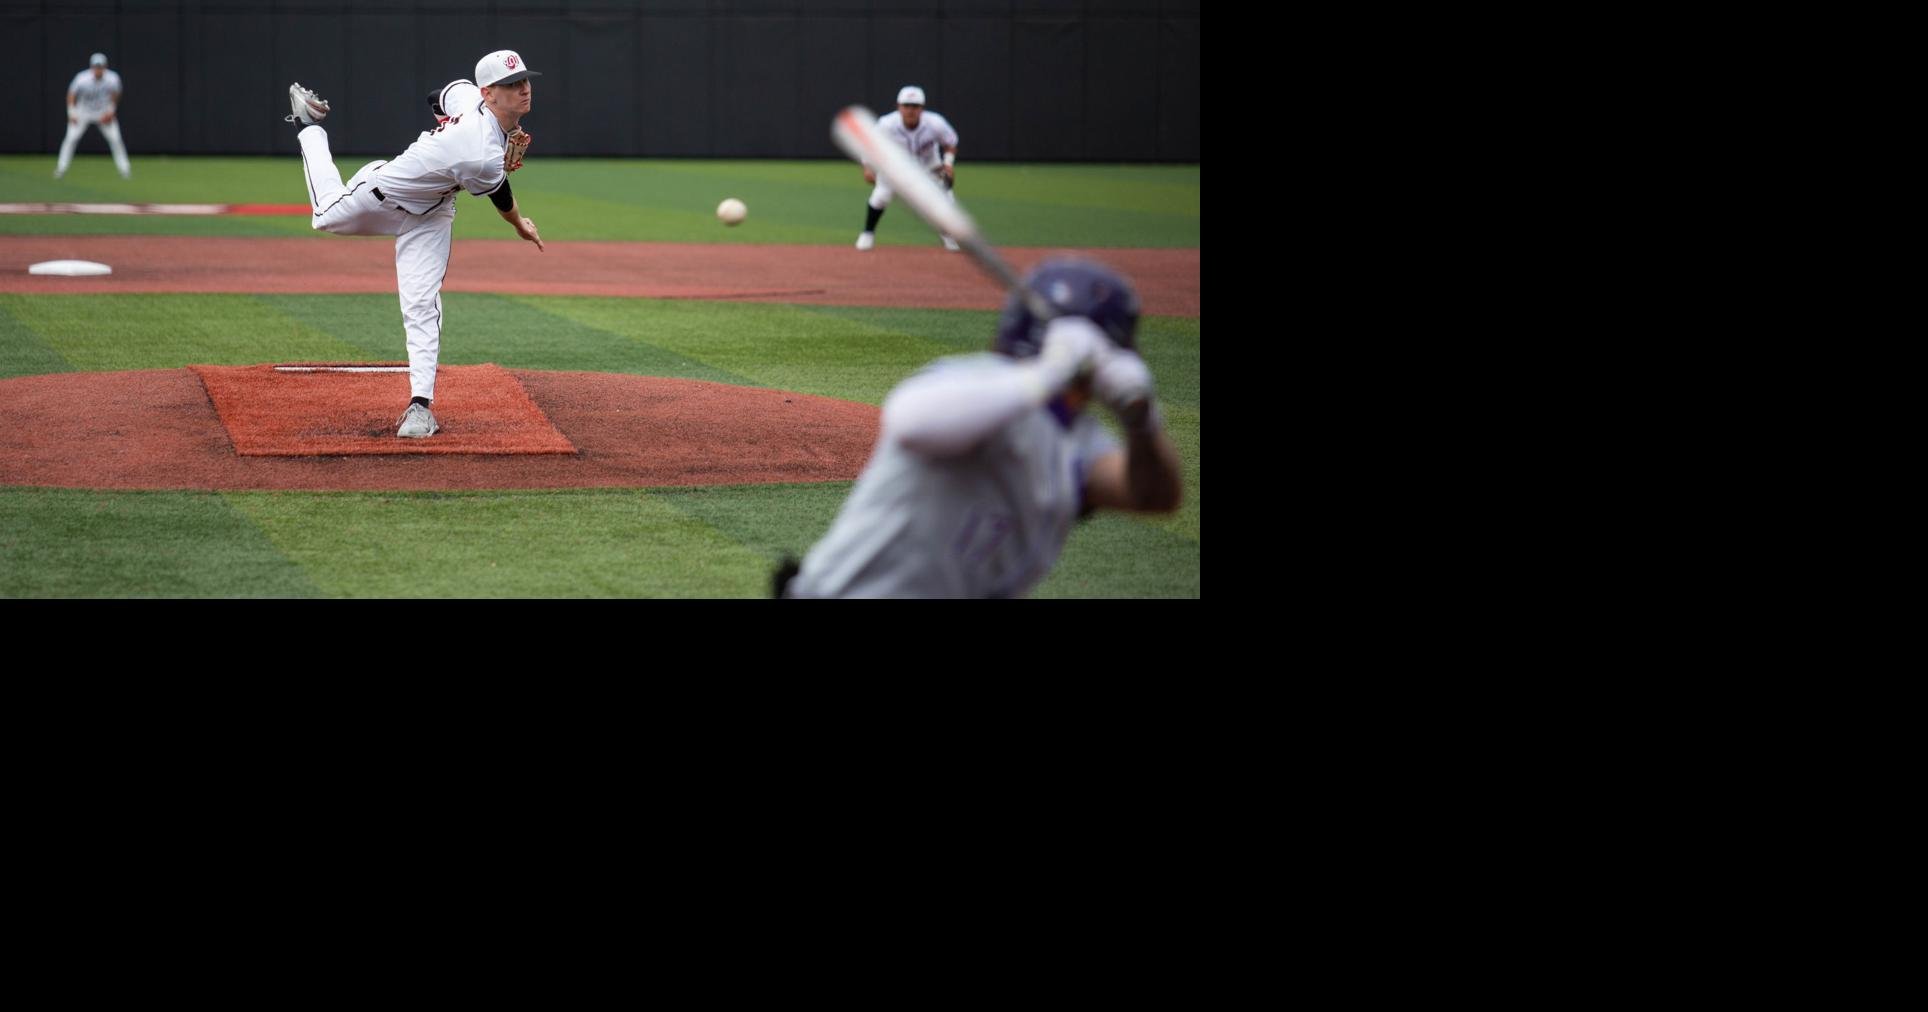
[779,259,1183,598]
[55,53,131,180]
[285,50,542,439]
[855,86,960,252]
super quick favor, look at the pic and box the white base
[28,259,113,277]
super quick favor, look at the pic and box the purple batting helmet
[994,258,1141,359]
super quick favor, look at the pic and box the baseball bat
[832,105,1055,321]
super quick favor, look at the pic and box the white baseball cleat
[396,402,439,438]
[942,235,961,252]
[855,231,875,251]
[286,82,331,126]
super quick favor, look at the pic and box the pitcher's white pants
[57,112,131,177]
[299,125,455,402]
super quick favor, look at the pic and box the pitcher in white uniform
[284,50,545,439]
[55,53,130,180]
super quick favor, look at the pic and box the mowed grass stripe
[222,489,775,598]
[0,487,321,598]
[649,481,857,567]
[515,295,958,404]
[0,300,75,379]
[1034,512,1202,599]
[651,480,1199,598]
[0,295,1196,407]
[0,293,367,371]
[256,293,754,384]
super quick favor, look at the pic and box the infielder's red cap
[477,50,542,87]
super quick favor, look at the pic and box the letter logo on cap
[505,54,518,70]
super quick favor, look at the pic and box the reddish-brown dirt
[193,363,577,456]
[0,368,880,491]
[0,237,1201,315]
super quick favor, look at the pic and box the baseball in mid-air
[716,198,747,226]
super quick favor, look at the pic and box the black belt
[371,187,446,215]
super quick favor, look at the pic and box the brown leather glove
[505,128,532,173]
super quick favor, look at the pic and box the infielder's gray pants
[57,113,130,176]
[299,126,455,402]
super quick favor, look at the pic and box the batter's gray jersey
[874,110,957,170]
[373,80,508,213]
[68,69,122,115]
[789,354,1119,599]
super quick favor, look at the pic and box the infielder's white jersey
[68,69,122,116]
[873,110,957,169]
[373,80,509,214]
[789,354,1118,599]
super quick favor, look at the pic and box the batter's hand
[1037,317,1111,389]
[1091,347,1155,424]
[517,216,544,252]
[863,167,877,185]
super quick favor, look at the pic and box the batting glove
[1092,348,1159,429]
[1035,317,1111,391]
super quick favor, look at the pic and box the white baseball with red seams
[717,198,747,225]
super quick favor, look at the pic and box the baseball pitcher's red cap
[477,50,542,87]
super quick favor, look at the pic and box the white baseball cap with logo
[90,52,107,67]
[476,50,542,87]
[897,85,926,106]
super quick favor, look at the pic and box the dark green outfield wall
[2,0,1199,161]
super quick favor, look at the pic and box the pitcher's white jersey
[373,80,509,213]
[789,354,1118,599]
[68,70,122,116]
[873,109,957,170]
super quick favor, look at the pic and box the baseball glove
[505,128,532,173]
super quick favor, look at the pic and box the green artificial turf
[0,155,1199,247]
[0,488,322,598]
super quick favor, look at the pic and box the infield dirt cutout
[0,237,1201,314]
[1,237,1200,492]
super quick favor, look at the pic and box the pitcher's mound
[191,362,575,456]
[0,368,880,491]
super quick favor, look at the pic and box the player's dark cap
[995,258,1141,359]
[477,50,543,87]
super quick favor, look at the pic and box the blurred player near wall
[56,52,130,180]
